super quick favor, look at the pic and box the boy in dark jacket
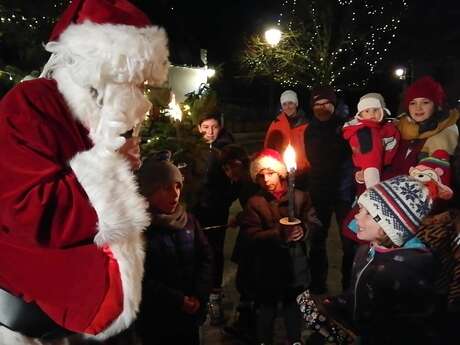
[299,175,437,345]
[193,112,236,325]
[241,149,320,345]
[136,153,213,345]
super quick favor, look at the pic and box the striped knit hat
[358,175,433,246]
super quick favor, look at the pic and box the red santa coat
[0,78,148,339]
[343,118,400,173]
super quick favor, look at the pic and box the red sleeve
[348,126,383,171]
[0,99,98,249]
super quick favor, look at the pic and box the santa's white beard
[53,67,151,141]
[89,83,151,145]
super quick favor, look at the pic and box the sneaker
[208,293,224,325]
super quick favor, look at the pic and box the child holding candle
[240,148,321,345]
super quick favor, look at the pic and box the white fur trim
[0,326,42,345]
[41,21,169,87]
[91,236,145,340]
[250,155,287,181]
[69,148,149,338]
[70,148,150,245]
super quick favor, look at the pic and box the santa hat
[355,92,391,121]
[280,90,298,106]
[403,76,446,110]
[250,149,287,181]
[358,175,433,247]
[409,150,453,200]
[41,0,169,86]
[310,86,337,106]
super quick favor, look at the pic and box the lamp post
[264,27,282,117]
[394,67,406,80]
[264,28,282,47]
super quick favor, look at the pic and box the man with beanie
[0,0,168,343]
[240,148,320,345]
[300,175,437,345]
[264,90,310,189]
[305,86,355,293]
[136,153,213,345]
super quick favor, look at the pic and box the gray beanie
[137,154,183,197]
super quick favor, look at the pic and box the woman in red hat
[384,76,459,181]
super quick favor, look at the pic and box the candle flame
[166,93,183,121]
[283,144,297,170]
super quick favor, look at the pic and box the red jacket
[343,119,400,172]
[264,112,310,174]
[0,79,148,338]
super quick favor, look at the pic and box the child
[299,175,437,345]
[240,149,320,345]
[136,153,213,345]
[343,93,400,190]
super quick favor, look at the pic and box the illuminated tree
[241,0,408,89]
[0,1,69,91]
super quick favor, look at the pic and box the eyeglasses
[313,101,332,108]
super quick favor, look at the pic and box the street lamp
[394,67,406,80]
[264,28,282,47]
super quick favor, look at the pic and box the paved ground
[201,201,344,345]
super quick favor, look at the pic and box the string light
[250,0,408,88]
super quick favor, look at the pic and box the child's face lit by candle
[256,169,283,192]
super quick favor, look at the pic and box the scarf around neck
[150,204,188,230]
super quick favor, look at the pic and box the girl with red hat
[384,76,459,182]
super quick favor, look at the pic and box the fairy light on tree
[0,1,70,88]
[241,0,408,89]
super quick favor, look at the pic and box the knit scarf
[397,109,459,140]
[150,204,188,230]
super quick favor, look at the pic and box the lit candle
[283,144,297,222]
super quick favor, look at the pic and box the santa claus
[0,0,168,344]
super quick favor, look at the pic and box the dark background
[1,0,460,121]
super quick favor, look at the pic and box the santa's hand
[117,137,141,171]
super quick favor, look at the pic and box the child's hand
[355,170,365,184]
[182,296,200,314]
[284,225,304,242]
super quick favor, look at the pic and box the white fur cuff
[69,147,150,245]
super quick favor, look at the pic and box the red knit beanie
[403,76,446,110]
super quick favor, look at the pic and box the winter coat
[325,243,435,343]
[304,116,354,201]
[384,109,459,180]
[193,128,237,226]
[0,78,147,336]
[343,118,400,177]
[417,211,460,313]
[139,207,213,334]
[239,188,319,301]
[264,111,310,182]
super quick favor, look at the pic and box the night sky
[133,0,460,110]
